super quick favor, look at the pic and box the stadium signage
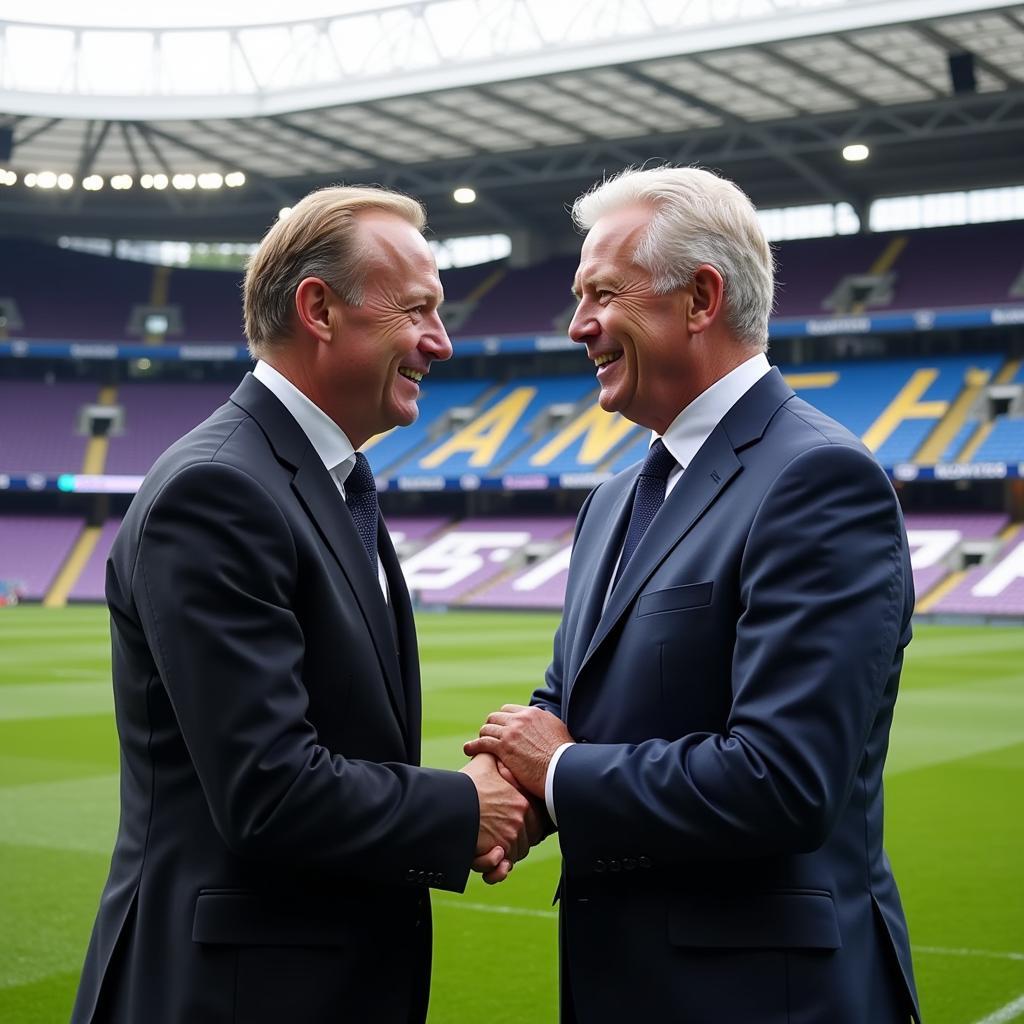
[3,304,1024,362]
[3,464,1023,493]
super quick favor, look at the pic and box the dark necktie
[612,438,678,588]
[345,452,379,575]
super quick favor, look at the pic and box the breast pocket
[637,581,713,617]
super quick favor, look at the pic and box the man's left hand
[464,705,573,799]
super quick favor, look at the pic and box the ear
[293,276,335,343]
[687,264,725,334]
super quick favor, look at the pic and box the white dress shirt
[544,352,772,824]
[253,360,389,599]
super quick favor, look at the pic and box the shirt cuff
[545,742,575,827]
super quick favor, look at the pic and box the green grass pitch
[1,606,1023,1023]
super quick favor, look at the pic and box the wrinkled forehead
[357,210,442,294]
[574,203,654,286]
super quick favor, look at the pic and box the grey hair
[243,185,426,358]
[572,166,774,350]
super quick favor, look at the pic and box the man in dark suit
[467,167,921,1023]
[72,186,533,1024]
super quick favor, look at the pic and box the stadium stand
[67,519,121,602]
[4,222,1022,345]
[0,380,96,473]
[0,516,84,600]
[905,512,1010,600]
[929,529,1024,617]
[103,382,228,474]
[401,517,574,605]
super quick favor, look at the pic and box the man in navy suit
[467,166,921,1022]
[71,186,534,1024]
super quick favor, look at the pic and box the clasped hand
[460,705,573,884]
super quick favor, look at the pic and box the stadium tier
[4,221,1022,344]
[0,381,96,474]
[0,516,84,600]
[8,512,1024,616]
[103,382,229,474]
[1,354,1022,481]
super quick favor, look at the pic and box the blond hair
[243,185,426,356]
[572,166,774,350]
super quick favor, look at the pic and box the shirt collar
[253,360,356,481]
[657,352,771,469]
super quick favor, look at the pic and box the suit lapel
[567,475,634,685]
[379,522,418,759]
[571,367,794,694]
[230,373,408,735]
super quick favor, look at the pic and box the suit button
[639,856,652,869]
[595,859,606,873]
[623,858,636,871]
[577,737,588,743]
[608,859,621,872]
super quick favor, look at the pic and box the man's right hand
[460,753,533,884]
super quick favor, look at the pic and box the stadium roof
[1,0,1023,241]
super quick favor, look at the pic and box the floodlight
[36,171,58,189]
[225,172,245,187]
[141,174,154,189]
[83,175,104,191]
[172,173,196,190]
[111,174,133,190]
[153,174,169,190]
[842,144,870,162]
[57,173,73,190]
[453,187,477,204]
[25,172,37,187]
[278,206,293,219]
[198,173,224,190]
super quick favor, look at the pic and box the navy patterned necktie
[612,438,678,588]
[344,452,379,575]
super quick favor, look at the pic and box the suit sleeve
[552,442,908,870]
[531,487,597,718]
[131,460,478,891]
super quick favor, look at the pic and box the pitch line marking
[434,899,556,920]
[971,993,1024,1024]
[916,946,1024,962]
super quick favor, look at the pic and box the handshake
[459,704,573,885]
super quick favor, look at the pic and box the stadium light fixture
[0,169,17,186]
[82,174,104,191]
[36,171,58,189]
[453,187,477,204]
[152,173,168,190]
[140,174,153,189]
[225,172,245,188]
[278,206,293,220]
[842,143,870,162]
[111,174,133,190]
[57,173,74,190]
[24,172,37,187]
[198,172,224,190]
[172,173,196,190]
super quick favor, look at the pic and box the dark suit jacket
[71,374,478,1024]
[533,368,921,1024]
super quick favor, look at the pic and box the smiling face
[569,203,696,434]
[324,211,451,448]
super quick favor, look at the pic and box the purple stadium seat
[0,516,83,600]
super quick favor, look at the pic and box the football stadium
[1,1,1023,1022]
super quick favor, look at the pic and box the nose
[423,312,453,362]
[568,301,599,344]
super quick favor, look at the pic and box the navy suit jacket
[533,368,921,1023]
[71,374,479,1024]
